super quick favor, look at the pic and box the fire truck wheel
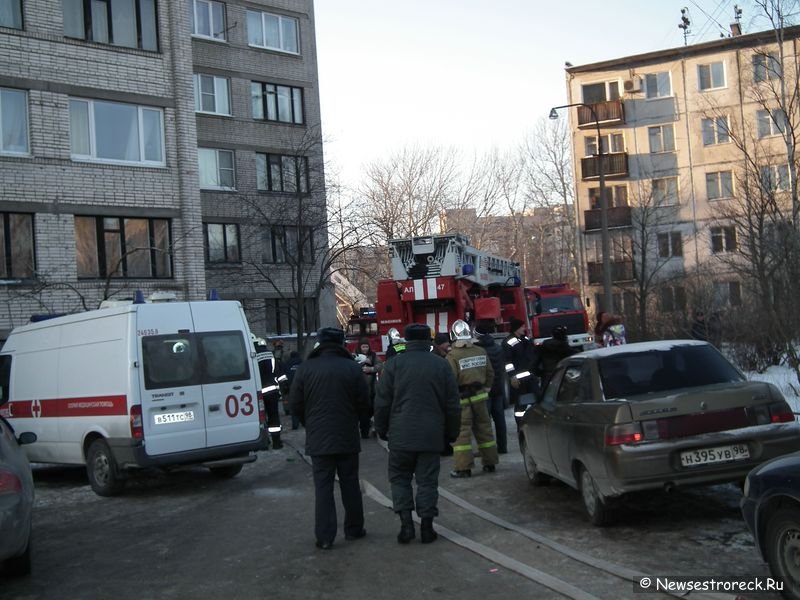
[209,464,243,479]
[86,438,125,497]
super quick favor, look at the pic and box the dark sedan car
[0,415,36,577]
[741,453,800,600]
[518,340,800,526]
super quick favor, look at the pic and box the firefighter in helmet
[385,327,406,360]
[445,319,498,477]
[253,335,283,450]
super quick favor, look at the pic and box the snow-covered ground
[748,365,800,412]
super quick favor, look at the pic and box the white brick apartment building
[0,0,331,339]
[563,24,800,321]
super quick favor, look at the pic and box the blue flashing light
[133,290,146,304]
[208,288,220,301]
[511,275,521,286]
[462,264,475,276]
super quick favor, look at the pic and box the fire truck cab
[525,283,593,349]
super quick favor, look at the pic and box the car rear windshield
[142,331,250,390]
[598,344,744,399]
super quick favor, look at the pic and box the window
[701,116,730,145]
[251,82,303,124]
[0,0,22,29]
[255,153,308,193]
[584,133,624,156]
[710,226,737,253]
[581,81,620,104]
[0,88,29,155]
[658,232,683,258]
[262,296,318,335]
[652,177,678,206]
[198,148,235,189]
[644,71,671,99]
[588,185,628,209]
[660,286,687,312]
[648,125,675,153]
[190,0,225,40]
[0,213,34,279]
[63,0,158,51]
[760,164,790,192]
[75,216,172,278]
[706,171,733,200]
[698,61,725,90]
[247,9,298,53]
[69,98,164,165]
[204,223,240,263]
[757,109,786,138]
[712,281,741,306]
[262,225,313,263]
[194,74,230,115]
[753,52,781,82]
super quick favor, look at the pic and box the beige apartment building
[563,24,800,321]
[0,0,331,339]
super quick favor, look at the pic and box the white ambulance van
[0,300,268,496]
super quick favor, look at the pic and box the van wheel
[86,439,125,497]
[209,464,243,479]
[4,529,31,577]
[579,465,614,526]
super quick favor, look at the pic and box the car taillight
[769,402,795,423]
[130,405,144,440]
[605,423,643,445]
[0,468,22,493]
[257,391,266,425]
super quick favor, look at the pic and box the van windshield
[142,331,250,390]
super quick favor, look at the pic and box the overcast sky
[314,1,773,188]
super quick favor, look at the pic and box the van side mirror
[17,431,37,445]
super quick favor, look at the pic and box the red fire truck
[374,234,529,349]
[525,283,593,349]
[344,306,381,356]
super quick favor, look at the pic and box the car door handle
[209,404,220,412]
[233,385,242,390]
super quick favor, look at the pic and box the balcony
[580,152,628,180]
[584,206,632,231]
[577,100,625,128]
[587,260,634,284]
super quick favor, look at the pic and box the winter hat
[509,317,525,333]
[434,332,450,345]
[404,323,431,341]
[475,319,496,335]
[317,327,345,346]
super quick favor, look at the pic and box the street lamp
[549,103,614,314]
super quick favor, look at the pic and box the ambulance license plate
[155,411,195,425]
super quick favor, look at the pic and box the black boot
[420,517,437,544]
[397,510,415,544]
[270,434,283,450]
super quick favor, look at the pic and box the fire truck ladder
[390,234,520,286]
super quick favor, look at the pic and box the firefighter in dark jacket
[474,320,507,454]
[503,317,537,426]
[532,325,578,388]
[385,327,406,360]
[446,319,498,478]
[374,323,461,544]
[289,327,370,550]
[254,336,283,450]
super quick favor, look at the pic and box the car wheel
[765,507,800,599]
[579,466,613,526]
[209,464,243,479]
[86,438,125,497]
[521,438,549,486]
[3,527,31,577]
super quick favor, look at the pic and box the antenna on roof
[730,4,743,37]
[679,7,692,46]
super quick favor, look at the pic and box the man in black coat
[532,325,578,388]
[474,320,507,454]
[289,327,370,550]
[374,323,461,544]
